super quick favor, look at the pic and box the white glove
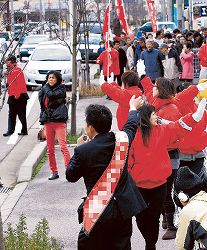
[107,72,114,84]
[129,95,143,111]
[197,82,207,92]
[99,70,105,86]
[136,59,146,78]
[192,98,207,122]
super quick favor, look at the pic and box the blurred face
[138,41,145,48]
[146,42,153,50]
[152,83,159,97]
[203,29,207,36]
[113,42,120,50]
[150,111,158,126]
[180,37,186,45]
[120,34,126,41]
[148,34,153,39]
[47,74,57,86]
[126,38,131,45]
[6,60,14,68]
[160,47,168,55]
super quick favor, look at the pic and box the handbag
[37,127,46,142]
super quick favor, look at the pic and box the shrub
[79,85,105,97]
[4,214,64,250]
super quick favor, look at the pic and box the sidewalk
[2,97,176,249]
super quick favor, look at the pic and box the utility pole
[176,0,183,30]
[167,0,172,21]
[71,0,77,135]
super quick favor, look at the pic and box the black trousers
[135,183,167,250]
[78,214,132,250]
[8,98,27,133]
[115,68,124,87]
[163,169,177,214]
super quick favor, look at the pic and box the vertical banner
[115,0,131,35]
[146,0,157,33]
[103,3,110,50]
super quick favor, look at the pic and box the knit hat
[174,167,203,198]
[159,43,168,49]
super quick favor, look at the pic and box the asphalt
[1,96,176,249]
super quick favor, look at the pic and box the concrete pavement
[1,96,176,249]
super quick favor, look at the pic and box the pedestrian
[159,43,182,92]
[175,35,187,56]
[154,30,163,47]
[140,40,163,83]
[198,36,207,79]
[96,43,120,81]
[3,55,29,137]
[179,42,194,90]
[193,31,203,48]
[38,70,71,180]
[120,31,127,47]
[101,70,143,130]
[126,39,137,70]
[122,36,132,54]
[128,98,207,250]
[97,41,105,73]
[174,166,207,250]
[113,40,127,86]
[134,37,146,67]
[66,96,146,250]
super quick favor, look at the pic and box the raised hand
[99,70,105,86]
[197,81,207,92]
[192,98,207,122]
[129,95,143,111]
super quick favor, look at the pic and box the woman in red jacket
[198,36,207,79]
[128,100,206,250]
[101,70,142,130]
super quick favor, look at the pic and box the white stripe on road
[7,91,38,145]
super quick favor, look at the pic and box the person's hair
[113,40,120,45]
[46,70,63,85]
[173,28,180,34]
[156,77,176,99]
[121,31,126,36]
[138,104,155,146]
[156,30,162,37]
[186,41,192,50]
[186,32,193,39]
[6,55,16,63]
[163,33,172,39]
[121,71,139,88]
[85,104,112,134]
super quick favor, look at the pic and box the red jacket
[101,82,142,130]
[140,76,182,121]
[198,44,207,67]
[7,65,27,98]
[141,76,207,154]
[96,48,120,76]
[128,114,197,189]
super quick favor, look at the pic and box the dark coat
[38,83,68,124]
[118,48,127,70]
[66,110,147,223]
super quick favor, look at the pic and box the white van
[138,21,177,33]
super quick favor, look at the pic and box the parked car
[79,22,103,35]
[19,34,50,61]
[79,34,102,61]
[24,41,82,90]
[138,21,177,33]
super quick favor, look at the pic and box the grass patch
[32,154,48,179]
[67,133,79,144]
[79,85,105,97]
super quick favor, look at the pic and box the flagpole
[106,0,111,80]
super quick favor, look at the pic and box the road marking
[7,91,38,145]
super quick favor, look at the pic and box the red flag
[146,0,157,33]
[115,0,131,35]
[103,4,110,50]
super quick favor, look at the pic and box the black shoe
[3,131,14,137]
[48,173,59,180]
[18,132,28,136]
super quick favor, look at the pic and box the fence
[193,48,200,79]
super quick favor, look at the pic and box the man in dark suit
[66,96,146,250]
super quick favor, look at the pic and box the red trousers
[45,122,70,173]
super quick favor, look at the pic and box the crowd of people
[2,25,207,250]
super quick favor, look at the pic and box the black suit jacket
[66,110,147,222]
